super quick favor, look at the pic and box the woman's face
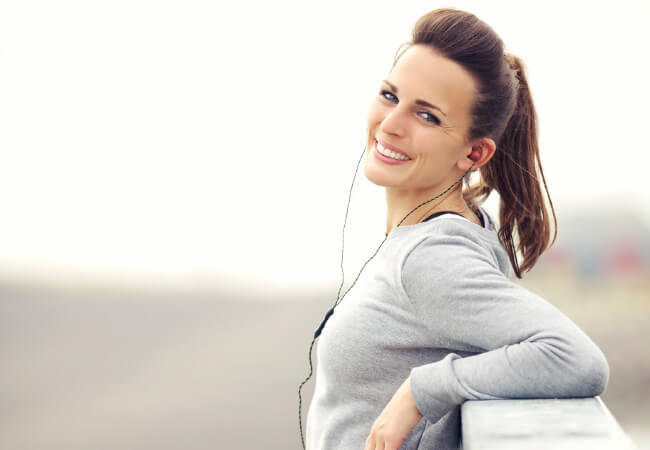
[364,44,479,193]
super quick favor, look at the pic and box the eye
[380,89,398,102]
[418,111,441,125]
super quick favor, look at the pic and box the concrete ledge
[461,397,637,449]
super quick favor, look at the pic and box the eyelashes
[379,89,441,126]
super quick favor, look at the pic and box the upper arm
[400,232,609,394]
[401,233,563,349]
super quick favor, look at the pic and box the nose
[379,104,407,138]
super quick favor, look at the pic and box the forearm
[409,330,609,422]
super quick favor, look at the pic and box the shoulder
[399,219,514,298]
[403,219,502,272]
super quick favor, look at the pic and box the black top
[422,210,485,228]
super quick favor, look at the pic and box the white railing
[461,397,638,449]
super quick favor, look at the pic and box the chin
[362,156,399,188]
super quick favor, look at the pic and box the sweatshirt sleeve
[400,230,609,424]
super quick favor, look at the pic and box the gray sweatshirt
[305,208,609,449]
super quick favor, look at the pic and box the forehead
[389,44,477,128]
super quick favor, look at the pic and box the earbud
[470,150,480,162]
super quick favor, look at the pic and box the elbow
[582,347,610,396]
[532,330,610,398]
[562,338,610,397]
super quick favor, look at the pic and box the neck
[384,184,477,235]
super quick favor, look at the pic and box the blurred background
[1,0,648,448]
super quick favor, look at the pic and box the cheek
[415,135,458,167]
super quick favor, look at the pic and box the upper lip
[375,138,411,159]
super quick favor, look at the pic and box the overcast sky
[1,0,648,292]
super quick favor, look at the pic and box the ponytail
[464,54,557,278]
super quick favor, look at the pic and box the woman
[302,8,609,450]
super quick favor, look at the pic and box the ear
[456,137,496,172]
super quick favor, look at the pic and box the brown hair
[393,8,557,278]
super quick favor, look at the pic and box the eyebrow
[382,80,448,118]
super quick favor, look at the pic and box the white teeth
[376,141,410,161]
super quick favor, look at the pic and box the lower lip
[372,141,411,165]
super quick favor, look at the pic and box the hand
[364,376,424,450]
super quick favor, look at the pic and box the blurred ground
[0,273,648,449]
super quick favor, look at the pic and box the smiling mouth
[374,139,411,161]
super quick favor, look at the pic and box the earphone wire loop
[297,148,476,449]
[297,145,367,450]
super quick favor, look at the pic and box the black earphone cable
[297,146,477,450]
